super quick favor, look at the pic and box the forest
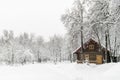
[0,0,120,65]
[61,0,120,63]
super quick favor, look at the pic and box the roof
[73,38,109,54]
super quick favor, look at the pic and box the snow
[0,62,119,80]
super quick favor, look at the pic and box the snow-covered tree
[47,35,63,63]
[61,0,90,62]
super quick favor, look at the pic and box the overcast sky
[0,0,73,41]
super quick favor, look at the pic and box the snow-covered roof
[73,38,108,54]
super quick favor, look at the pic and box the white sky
[0,0,73,41]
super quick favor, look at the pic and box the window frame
[89,44,94,50]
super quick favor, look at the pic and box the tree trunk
[105,31,108,63]
[113,34,117,62]
[108,30,112,62]
[11,48,14,65]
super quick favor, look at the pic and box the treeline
[0,30,70,65]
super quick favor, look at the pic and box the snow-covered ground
[0,62,119,80]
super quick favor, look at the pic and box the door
[96,55,103,64]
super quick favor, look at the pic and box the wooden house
[73,38,111,64]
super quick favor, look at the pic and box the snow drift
[0,63,119,80]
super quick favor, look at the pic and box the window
[85,54,89,60]
[89,44,94,50]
